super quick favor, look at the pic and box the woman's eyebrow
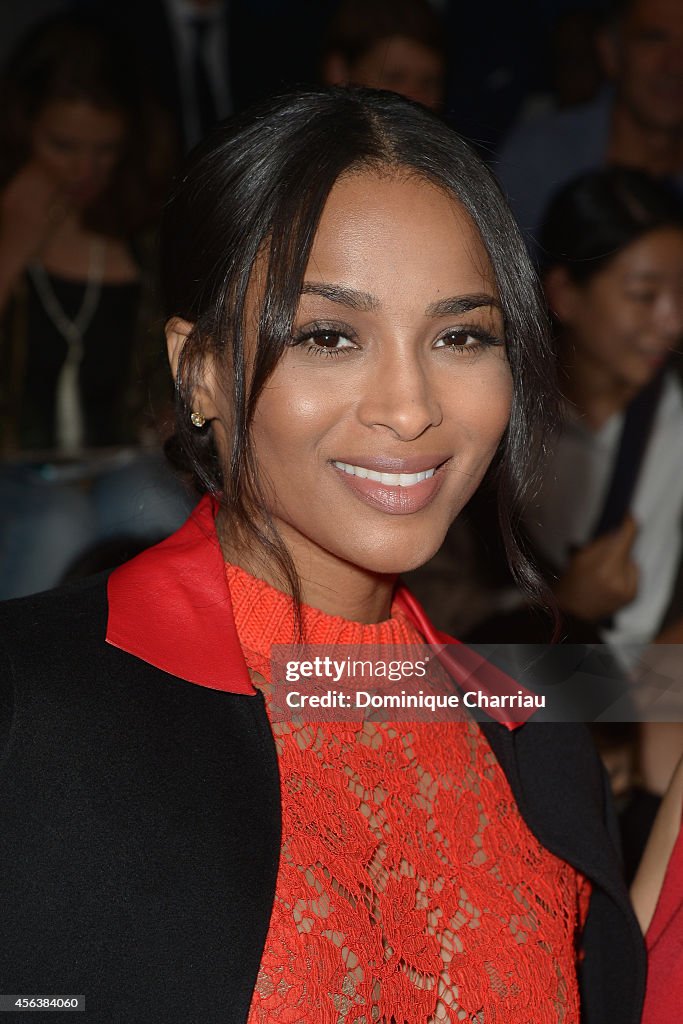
[300,282,501,317]
[301,282,379,311]
[425,293,500,316]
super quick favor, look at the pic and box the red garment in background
[642,817,683,1022]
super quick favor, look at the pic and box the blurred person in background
[521,168,683,870]
[0,15,194,599]
[85,0,233,152]
[530,168,683,658]
[409,166,683,876]
[320,0,445,112]
[497,0,683,244]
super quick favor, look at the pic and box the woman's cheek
[455,361,512,447]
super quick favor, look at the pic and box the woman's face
[219,171,512,579]
[31,98,126,207]
[555,227,683,391]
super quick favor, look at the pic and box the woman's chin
[350,535,445,577]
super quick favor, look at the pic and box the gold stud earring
[190,411,206,428]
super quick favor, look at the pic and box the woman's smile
[331,456,451,514]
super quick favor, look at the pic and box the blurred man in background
[497,0,683,243]
[321,0,445,112]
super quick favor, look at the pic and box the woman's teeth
[333,461,436,487]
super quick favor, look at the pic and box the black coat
[0,568,646,1023]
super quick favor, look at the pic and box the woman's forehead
[304,170,498,305]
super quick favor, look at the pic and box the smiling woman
[0,89,646,1022]
[168,171,512,615]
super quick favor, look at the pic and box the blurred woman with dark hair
[532,168,683,654]
[518,168,683,877]
[0,15,190,598]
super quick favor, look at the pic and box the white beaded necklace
[28,239,106,455]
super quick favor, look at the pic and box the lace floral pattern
[226,566,590,1023]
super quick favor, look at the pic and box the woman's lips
[331,458,449,514]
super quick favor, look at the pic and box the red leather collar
[107,495,530,728]
[107,496,253,695]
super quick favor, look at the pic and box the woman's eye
[311,331,354,350]
[293,328,357,357]
[434,331,482,351]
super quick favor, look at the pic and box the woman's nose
[357,350,443,440]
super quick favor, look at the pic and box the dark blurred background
[0,0,610,155]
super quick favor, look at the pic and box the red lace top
[227,564,591,1023]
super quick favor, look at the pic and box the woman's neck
[560,340,637,429]
[217,510,396,623]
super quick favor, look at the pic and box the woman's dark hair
[161,87,556,611]
[540,167,683,283]
[0,14,172,235]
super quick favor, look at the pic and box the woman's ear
[165,316,192,380]
[165,316,222,423]
[543,266,582,325]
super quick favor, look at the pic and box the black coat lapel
[480,719,646,1023]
